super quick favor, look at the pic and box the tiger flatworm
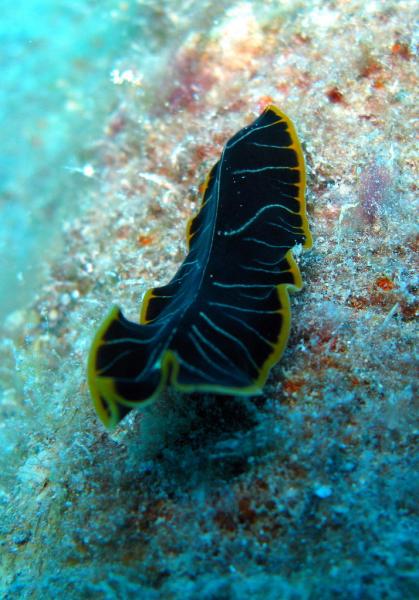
[88,105,312,429]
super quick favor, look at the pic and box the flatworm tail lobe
[88,105,312,428]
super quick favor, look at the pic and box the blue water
[0,1,140,315]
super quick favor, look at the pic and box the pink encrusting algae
[358,158,393,224]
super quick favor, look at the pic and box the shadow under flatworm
[88,105,312,429]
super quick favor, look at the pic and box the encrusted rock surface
[1,1,417,598]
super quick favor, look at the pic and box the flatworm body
[88,105,312,428]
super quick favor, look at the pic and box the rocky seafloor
[1,1,418,598]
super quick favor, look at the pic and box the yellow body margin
[267,104,312,250]
[87,306,121,428]
[88,306,169,429]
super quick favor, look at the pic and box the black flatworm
[88,105,312,428]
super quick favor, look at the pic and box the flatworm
[88,105,312,429]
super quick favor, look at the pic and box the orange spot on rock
[361,61,382,78]
[283,379,304,395]
[326,87,345,104]
[257,96,274,112]
[348,295,369,310]
[376,276,395,291]
[400,300,418,321]
[213,132,228,146]
[373,79,385,90]
[138,234,154,246]
[391,42,410,60]
[276,81,289,94]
